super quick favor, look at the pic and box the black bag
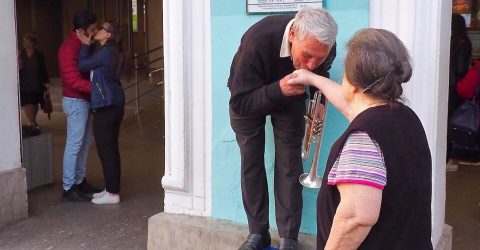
[41,91,52,120]
[449,88,480,149]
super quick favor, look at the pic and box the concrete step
[22,133,54,190]
[148,213,316,250]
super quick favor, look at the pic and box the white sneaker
[93,189,107,199]
[446,162,459,172]
[91,192,120,205]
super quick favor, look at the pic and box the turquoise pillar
[211,0,370,234]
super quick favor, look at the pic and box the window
[132,0,138,32]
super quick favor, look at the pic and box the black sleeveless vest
[316,103,433,250]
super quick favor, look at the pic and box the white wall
[0,0,22,172]
[370,0,450,247]
[161,0,212,216]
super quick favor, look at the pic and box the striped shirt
[327,130,387,189]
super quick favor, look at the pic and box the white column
[161,0,212,216]
[370,0,450,247]
[0,0,21,172]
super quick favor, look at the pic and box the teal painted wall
[211,0,370,234]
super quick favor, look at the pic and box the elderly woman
[288,28,432,249]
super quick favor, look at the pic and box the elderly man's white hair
[293,7,338,47]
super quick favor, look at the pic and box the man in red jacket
[58,9,100,201]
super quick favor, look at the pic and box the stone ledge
[0,168,28,229]
[22,133,54,190]
[434,224,452,250]
[148,213,316,250]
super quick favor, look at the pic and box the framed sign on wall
[246,0,323,14]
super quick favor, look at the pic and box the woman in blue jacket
[77,22,126,205]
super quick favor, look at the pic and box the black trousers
[92,105,124,194]
[230,100,305,239]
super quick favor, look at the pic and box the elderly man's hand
[279,73,306,96]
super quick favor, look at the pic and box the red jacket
[457,61,480,100]
[58,32,91,100]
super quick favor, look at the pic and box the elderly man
[228,7,338,250]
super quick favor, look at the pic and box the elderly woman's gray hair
[293,7,338,47]
[344,28,412,102]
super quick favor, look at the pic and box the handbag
[449,86,480,149]
[41,91,53,120]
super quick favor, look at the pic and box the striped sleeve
[327,131,387,189]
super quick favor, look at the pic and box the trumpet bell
[299,172,322,188]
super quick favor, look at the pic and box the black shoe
[32,123,40,131]
[279,238,298,250]
[238,232,271,250]
[22,125,41,137]
[62,186,91,202]
[76,179,102,196]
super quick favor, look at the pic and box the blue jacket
[78,44,125,109]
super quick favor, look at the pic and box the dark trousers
[92,105,124,194]
[230,100,305,239]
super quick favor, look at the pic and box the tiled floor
[0,96,165,250]
[445,162,480,250]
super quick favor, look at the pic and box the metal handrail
[125,86,160,105]
[149,68,164,86]
[125,45,164,113]
[132,46,163,59]
[123,77,148,90]
[134,57,163,70]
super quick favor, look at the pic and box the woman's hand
[287,69,353,120]
[76,31,93,45]
[287,69,316,86]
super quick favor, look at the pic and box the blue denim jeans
[62,97,93,191]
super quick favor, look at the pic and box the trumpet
[299,90,327,188]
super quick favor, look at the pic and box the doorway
[2,0,166,247]
[446,2,480,249]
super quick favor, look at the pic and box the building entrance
[1,0,167,247]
